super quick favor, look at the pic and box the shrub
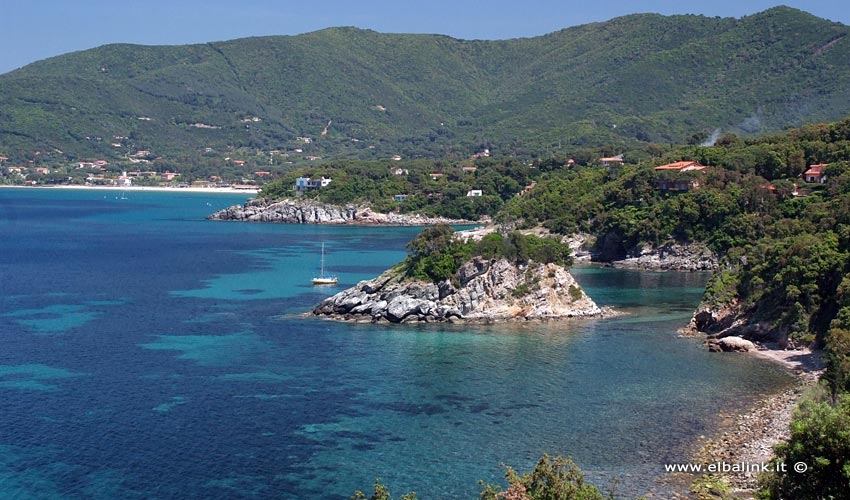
[757,387,850,500]
[479,454,607,500]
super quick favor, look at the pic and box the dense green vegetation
[258,157,532,219]
[3,7,850,175]
[402,225,573,283]
[490,117,850,351]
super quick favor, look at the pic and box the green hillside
[2,6,850,167]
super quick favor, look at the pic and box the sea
[0,188,793,499]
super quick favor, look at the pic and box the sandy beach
[0,184,260,195]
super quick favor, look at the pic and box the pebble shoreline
[691,349,823,496]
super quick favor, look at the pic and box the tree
[480,454,607,500]
[758,389,850,500]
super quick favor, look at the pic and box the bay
[0,188,792,499]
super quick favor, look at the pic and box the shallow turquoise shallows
[0,189,792,499]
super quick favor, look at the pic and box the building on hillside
[161,172,180,181]
[654,161,706,172]
[461,166,478,173]
[466,189,483,197]
[653,161,707,191]
[294,176,332,194]
[393,194,409,202]
[599,154,624,166]
[804,164,828,183]
[391,167,409,176]
[471,148,490,160]
[429,173,444,181]
[521,181,537,195]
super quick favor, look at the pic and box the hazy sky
[2,0,847,74]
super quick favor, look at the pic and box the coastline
[692,347,823,494]
[209,197,479,226]
[0,184,259,194]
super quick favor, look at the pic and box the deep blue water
[0,188,792,499]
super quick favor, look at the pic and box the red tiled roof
[805,164,827,175]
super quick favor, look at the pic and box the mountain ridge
[2,6,850,164]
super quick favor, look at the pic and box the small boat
[312,242,338,285]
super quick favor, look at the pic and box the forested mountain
[2,6,850,165]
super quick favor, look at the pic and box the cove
[0,188,793,499]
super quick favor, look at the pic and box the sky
[2,0,848,74]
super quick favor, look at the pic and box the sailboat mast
[320,242,325,276]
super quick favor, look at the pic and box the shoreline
[309,305,622,324]
[691,347,823,495]
[0,184,259,194]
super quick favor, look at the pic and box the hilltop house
[804,164,827,183]
[466,189,483,197]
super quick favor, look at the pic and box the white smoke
[701,128,722,147]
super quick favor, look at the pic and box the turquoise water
[0,189,792,498]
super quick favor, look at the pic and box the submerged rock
[312,257,604,323]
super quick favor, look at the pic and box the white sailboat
[312,242,338,285]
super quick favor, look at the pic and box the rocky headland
[208,197,476,225]
[312,257,605,323]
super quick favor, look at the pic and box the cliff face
[208,198,474,225]
[610,242,718,271]
[313,257,603,323]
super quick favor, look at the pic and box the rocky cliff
[609,242,718,271]
[208,198,474,225]
[313,257,604,323]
